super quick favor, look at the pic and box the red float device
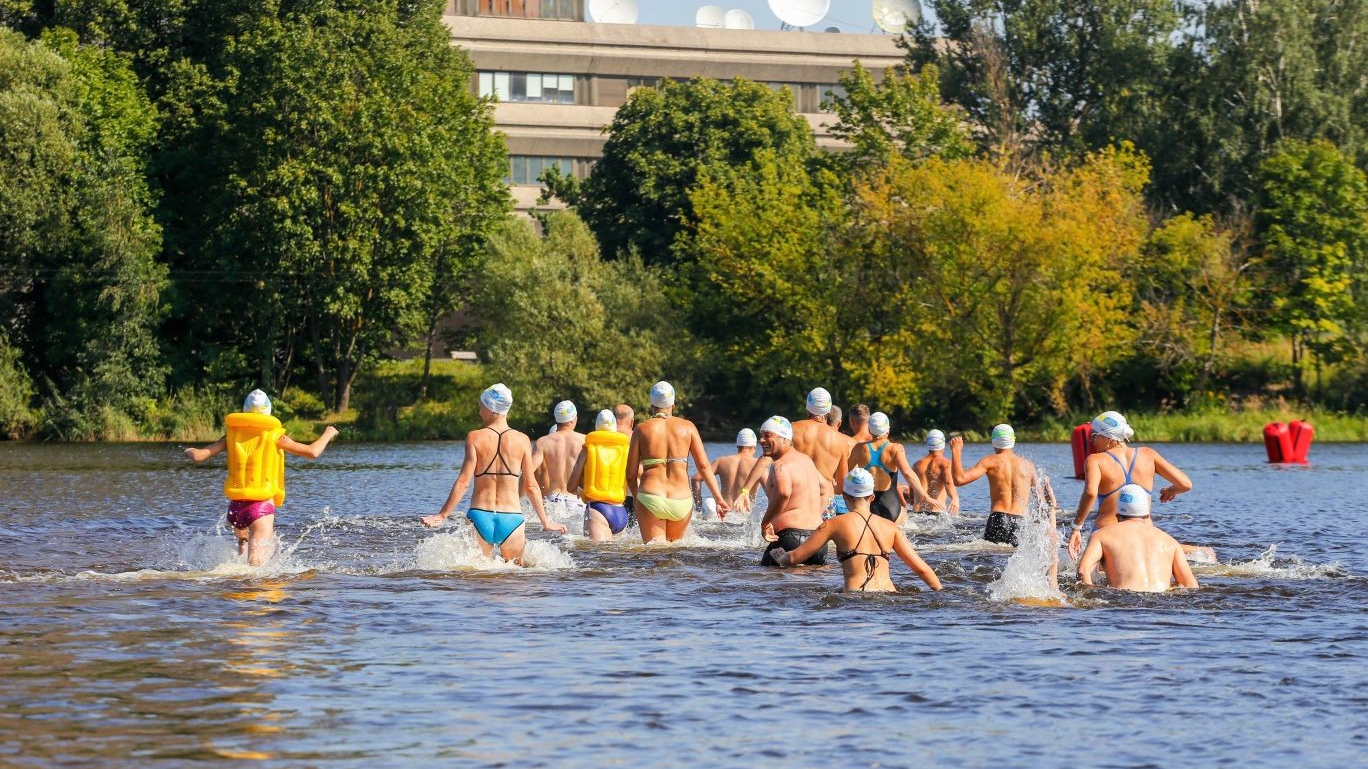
[1288,419,1314,463]
[1071,423,1094,479]
[1264,421,1314,463]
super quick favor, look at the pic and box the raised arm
[776,520,834,566]
[690,427,729,516]
[421,434,478,528]
[1152,450,1193,503]
[892,530,942,590]
[949,436,986,486]
[1172,540,1199,589]
[1077,535,1104,586]
[1069,454,1103,559]
[184,436,227,463]
[277,426,339,459]
[522,438,565,533]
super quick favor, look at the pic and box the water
[1,441,1364,767]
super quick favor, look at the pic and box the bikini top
[836,512,891,591]
[1098,447,1148,499]
[474,428,520,478]
[641,413,687,467]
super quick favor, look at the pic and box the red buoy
[1287,420,1314,463]
[1263,422,1295,463]
[1071,423,1094,479]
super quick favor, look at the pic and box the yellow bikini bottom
[635,491,693,522]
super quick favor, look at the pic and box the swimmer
[184,389,339,567]
[847,404,873,444]
[1077,484,1199,592]
[950,426,1057,546]
[420,383,566,563]
[535,400,587,524]
[754,416,827,567]
[692,428,760,518]
[613,403,635,435]
[847,412,940,523]
[568,410,631,541]
[626,382,728,542]
[1067,411,1198,560]
[736,388,850,518]
[911,429,959,515]
[773,469,942,593]
[826,405,857,452]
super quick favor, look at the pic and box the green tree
[0,333,36,438]
[545,77,817,263]
[824,61,972,171]
[1254,140,1368,394]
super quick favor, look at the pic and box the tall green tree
[823,61,972,172]
[545,77,817,263]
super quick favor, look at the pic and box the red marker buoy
[1263,421,1312,463]
[1071,423,1094,479]
[1288,420,1314,463]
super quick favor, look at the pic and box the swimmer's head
[869,412,891,437]
[702,497,718,518]
[843,467,875,499]
[1091,411,1134,443]
[1116,484,1152,518]
[991,424,1015,450]
[553,400,577,424]
[806,387,832,416]
[242,389,272,416]
[849,404,870,426]
[479,383,513,415]
[825,405,843,428]
[595,409,616,431]
[926,429,946,451]
[736,428,757,447]
[759,416,793,452]
[650,381,675,409]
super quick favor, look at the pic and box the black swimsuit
[836,512,892,591]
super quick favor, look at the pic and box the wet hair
[825,405,843,427]
[613,404,634,421]
[849,404,870,423]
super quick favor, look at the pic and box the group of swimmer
[188,383,1206,595]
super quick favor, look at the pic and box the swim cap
[1091,410,1135,442]
[760,415,793,441]
[243,389,272,416]
[553,400,577,424]
[1116,483,1152,518]
[479,383,513,414]
[926,429,946,451]
[736,428,757,447]
[595,409,616,431]
[702,498,718,518]
[869,412,891,437]
[806,387,832,416]
[650,381,675,409]
[991,424,1015,449]
[843,467,875,497]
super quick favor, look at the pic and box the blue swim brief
[585,501,629,535]
[466,509,525,546]
[823,496,849,520]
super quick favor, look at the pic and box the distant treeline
[1,1,1366,440]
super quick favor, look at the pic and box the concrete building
[443,2,904,210]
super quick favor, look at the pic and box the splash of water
[987,468,1065,604]
[412,529,575,572]
[1197,543,1348,579]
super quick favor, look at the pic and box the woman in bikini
[420,383,566,563]
[774,468,942,593]
[626,381,729,543]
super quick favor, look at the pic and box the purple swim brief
[227,499,276,530]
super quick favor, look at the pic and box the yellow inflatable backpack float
[581,429,628,504]
[223,413,286,506]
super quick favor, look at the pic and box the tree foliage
[823,61,972,171]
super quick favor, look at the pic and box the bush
[0,337,37,439]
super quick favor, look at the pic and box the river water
[1,440,1363,768]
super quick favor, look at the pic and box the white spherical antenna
[695,5,726,27]
[872,0,921,33]
[588,0,639,24]
[724,9,756,29]
[767,0,829,28]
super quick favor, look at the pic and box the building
[443,2,904,211]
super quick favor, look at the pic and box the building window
[479,71,576,103]
[462,0,581,20]
[505,156,575,185]
[820,84,847,112]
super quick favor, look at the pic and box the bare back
[791,418,849,498]
[914,454,952,507]
[632,415,700,498]
[982,452,1037,515]
[1088,446,1156,527]
[826,511,902,591]
[1092,521,1191,592]
[535,428,585,495]
[714,452,759,502]
[467,427,533,512]
[763,449,824,532]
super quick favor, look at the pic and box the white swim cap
[991,424,1015,449]
[553,400,577,424]
[760,415,793,441]
[650,381,675,409]
[869,412,891,437]
[1091,410,1134,442]
[595,409,616,431]
[843,467,875,498]
[702,497,718,518]
[243,389,272,416]
[926,429,946,451]
[1116,484,1152,518]
[806,387,832,416]
[479,383,513,415]
[736,428,757,447]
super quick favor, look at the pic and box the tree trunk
[310,315,330,410]
[1291,336,1303,398]
[418,313,438,402]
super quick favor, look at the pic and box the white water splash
[1196,544,1348,580]
[987,469,1066,604]
[412,529,575,572]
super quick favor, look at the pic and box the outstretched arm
[184,436,227,462]
[1077,536,1104,586]
[277,426,339,459]
[522,442,565,534]
[892,531,942,590]
[690,428,729,516]
[775,520,834,567]
[422,435,477,528]
[1152,450,1193,503]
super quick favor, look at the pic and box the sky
[597,0,922,36]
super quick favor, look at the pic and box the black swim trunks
[760,528,828,567]
[983,511,1021,546]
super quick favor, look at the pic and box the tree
[823,61,972,172]
[545,77,817,263]
[1254,140,1368,394]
